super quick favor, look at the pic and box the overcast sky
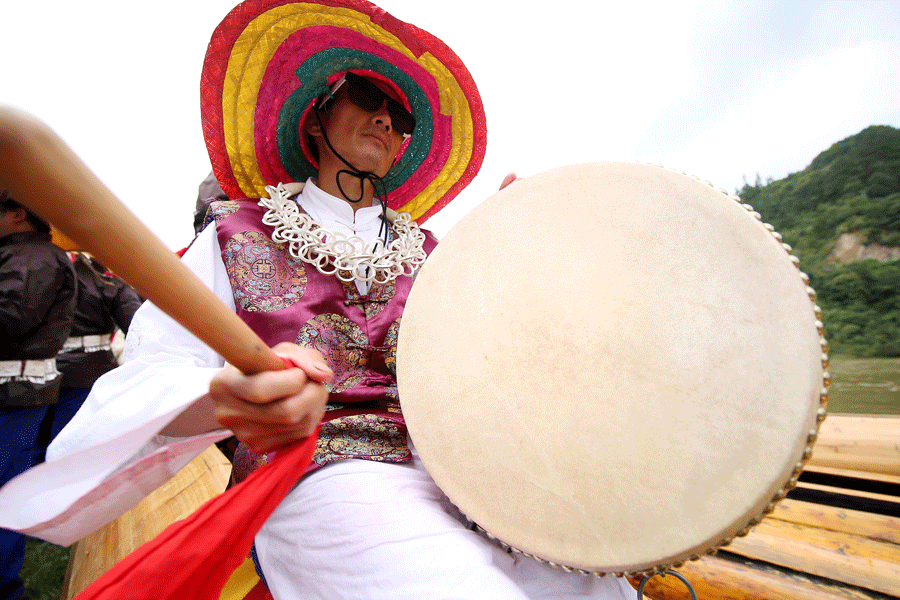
[4,0,899,248]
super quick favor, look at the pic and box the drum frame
[398,163,831,579]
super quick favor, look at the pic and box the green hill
[737,125,900,357]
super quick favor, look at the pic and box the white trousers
[255,449,635,600]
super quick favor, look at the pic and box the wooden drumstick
[0,104,283,375]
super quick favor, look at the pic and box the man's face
[313,76,407,178]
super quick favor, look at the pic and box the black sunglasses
[318,72,416,138]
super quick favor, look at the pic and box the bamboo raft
[62,414,900,600]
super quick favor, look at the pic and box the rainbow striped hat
[201,0,487,223]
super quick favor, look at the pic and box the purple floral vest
[205,198,437,482]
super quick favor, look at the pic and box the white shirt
[0,180,384,545]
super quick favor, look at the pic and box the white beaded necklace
[259,182,427,284]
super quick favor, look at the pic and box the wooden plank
[725,518,900,597]
[803,464,900,487]
[631,553,891,600]
[768,498,900,545]
[809,415,900,476]
[61,445,231,600]
[817,415,900,438]
[795,481,900,506]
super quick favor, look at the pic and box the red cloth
[244,580,275,600]
[74,430,317,599]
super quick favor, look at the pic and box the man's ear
[306,117,323,138]
[8,208,28,224]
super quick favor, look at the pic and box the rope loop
[259,183,427,284]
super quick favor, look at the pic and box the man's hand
[209,342,333,454]
[499,172,518,190]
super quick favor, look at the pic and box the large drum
[397,162,828,576]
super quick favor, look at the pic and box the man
[32,252,143,464]
[0,191,75,600]
[0,1,631,598]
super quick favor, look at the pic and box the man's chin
[356,153,393,178]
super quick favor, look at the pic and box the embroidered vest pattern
[208,199,437,483]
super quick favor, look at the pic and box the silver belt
[62,334,112,352]
[0,358,60,383]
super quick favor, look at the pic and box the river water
[826,356,900,415]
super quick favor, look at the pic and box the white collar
[299,178,385,235]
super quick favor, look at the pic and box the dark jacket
[56,255,143,388]
[0,231,77,407]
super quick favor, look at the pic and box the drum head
[397,163,826,574]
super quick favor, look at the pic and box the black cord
[314,109,391,245]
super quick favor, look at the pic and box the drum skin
[397,162,826,574]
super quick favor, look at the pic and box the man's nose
[372,101,392,130]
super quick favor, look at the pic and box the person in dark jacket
[0,190,76,600]
[33,253,143,464]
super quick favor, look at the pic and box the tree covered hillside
[737,125,900,357]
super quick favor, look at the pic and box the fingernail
[315,362,333,375]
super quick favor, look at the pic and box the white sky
[4,0,899,248]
